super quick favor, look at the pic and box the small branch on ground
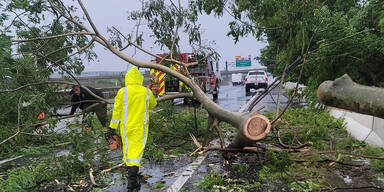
[0,155,24,166]
[101,163,125,174]
[89,168,96,185]
[329,153,341,167]
[306,151,384,160]
[213,119,225,148]
[276,127,312,149]
[193,142,311,156]
[190,133,203,156]
[322,185,384,191]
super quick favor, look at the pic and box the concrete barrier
[328,107,384,147]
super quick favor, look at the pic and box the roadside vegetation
[197,108,384,191]
[0,101,209,191]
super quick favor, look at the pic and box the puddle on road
[102,155,193,191]
[324,167,384,192]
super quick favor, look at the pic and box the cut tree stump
[317,74,384,119]
[228,114,271,149]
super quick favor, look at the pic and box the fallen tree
[317,74,384,119]
[5,0,275,150]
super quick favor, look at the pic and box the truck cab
[244,70,268,95]
[150,53,220,100]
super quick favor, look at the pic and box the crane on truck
[149,53,220,100]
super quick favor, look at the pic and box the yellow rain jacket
[109,67,157,167]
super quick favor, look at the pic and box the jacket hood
[125,67,143,86]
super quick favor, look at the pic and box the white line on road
[166,155,207,192]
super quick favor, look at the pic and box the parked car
[231,73,243,86]
[244,70,268,94]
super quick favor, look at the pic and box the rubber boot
[126,166,141,191]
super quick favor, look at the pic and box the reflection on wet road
[213,79,288,113]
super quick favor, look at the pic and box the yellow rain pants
[109,67,157,166]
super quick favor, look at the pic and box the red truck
[150,53,220,100]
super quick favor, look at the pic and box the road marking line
[166,155,206,192]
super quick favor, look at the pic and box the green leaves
[127,0,204,50]
[223,0,384,102]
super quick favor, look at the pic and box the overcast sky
[80,1,267,72]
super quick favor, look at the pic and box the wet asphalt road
[213,77,287,113]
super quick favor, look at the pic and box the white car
[231,73,243,86]
[244,70,268,94]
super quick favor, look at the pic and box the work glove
[104,127,115,141]
[104,127,120,150]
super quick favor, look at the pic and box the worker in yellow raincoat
[109,67,157,191]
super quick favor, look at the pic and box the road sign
[236,60,251,67]
[235,55,252,67]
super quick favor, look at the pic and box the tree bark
[317,74,384,119]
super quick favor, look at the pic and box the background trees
[1,0,383,155]
[217,0,384,93]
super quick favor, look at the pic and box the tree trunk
[94,38,272,149]
[317,74,384,119]
[227,114,271,149]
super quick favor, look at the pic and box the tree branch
[4,11,27,31]
[76,0,100,36]
[223,6,280,31]
[272,58,307,124]
[76,0,112,49]
[45,45,77,57]
[55,37,96,63]
[276,62,288,116]
[12,32,94,43]
[37,54,81,86]
[245,77,281,112]
[304,151,384,161]
[0,97,22,145]
[0,81,74,93]
[156,93,194,102]
[169,0,181,59]
[0,80,112,106]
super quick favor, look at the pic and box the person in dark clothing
[69,85,108,128]
[69,85,119,149]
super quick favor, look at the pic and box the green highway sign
[236,60,251,67]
